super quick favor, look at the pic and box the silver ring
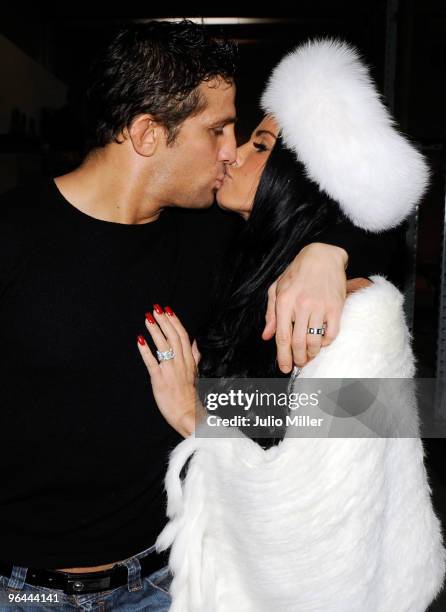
[307,327,325,336]
[156,348,175,362]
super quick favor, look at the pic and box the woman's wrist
[179,398,206,438]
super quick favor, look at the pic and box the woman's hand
[136,305,204,438]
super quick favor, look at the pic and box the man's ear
[127,114,163,157]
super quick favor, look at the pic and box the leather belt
[0,549,170,595]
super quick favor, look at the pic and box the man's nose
[218,132,237,165]
[226,149,242,170]
[227,142,248,169]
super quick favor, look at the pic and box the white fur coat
[156,275,446,611]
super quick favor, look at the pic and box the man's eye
[253,142,267,152]
[213,128,224,135]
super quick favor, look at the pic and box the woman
[137,40,445,611]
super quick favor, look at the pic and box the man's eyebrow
[210,116,237,127]
[254,129,278,139]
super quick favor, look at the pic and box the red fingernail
[145,312,156,324]
[137,335,146,345]
[153,304,163,314]
[164,306,175,317]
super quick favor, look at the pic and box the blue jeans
[0,544,172,611]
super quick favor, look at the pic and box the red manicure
[153,304,163,315]
[137,335,146,345]
[145,312,156,324]
[164,306,175,317]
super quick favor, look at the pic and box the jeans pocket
[145,565,172,595]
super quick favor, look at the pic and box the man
[0,20,401,610]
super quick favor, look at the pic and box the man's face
[156,78,237,209]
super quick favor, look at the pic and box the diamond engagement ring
[156,348,175,362]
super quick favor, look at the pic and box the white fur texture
[260,39,430,231]
[156,277,445,611]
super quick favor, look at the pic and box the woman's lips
[219,174,232,185]
[215,173,232,189]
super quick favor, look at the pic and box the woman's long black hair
[197,137,342,380]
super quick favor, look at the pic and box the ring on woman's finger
[156,348,175,362]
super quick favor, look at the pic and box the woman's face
[216,115,279,219]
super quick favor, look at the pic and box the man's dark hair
[85,20,238,149]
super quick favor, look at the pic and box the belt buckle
[65,573,112,595]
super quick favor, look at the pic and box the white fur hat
[260,38,429,231]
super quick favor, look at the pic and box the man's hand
[263,242,348,372]
[346,277,373,294]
